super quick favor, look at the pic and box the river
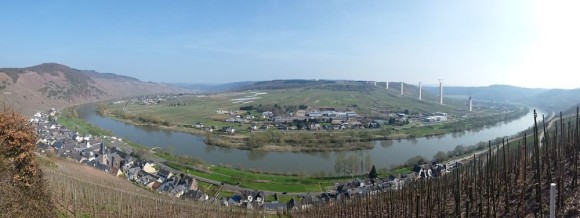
[75,104,545,174]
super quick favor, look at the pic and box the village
[32,108,465,211]
[206,107,451,134]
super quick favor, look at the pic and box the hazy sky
[1,1,579,88]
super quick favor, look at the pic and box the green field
[165,162,340,193]
[100,84,528,152]
[108,86,467,129]
[58,112,112,136]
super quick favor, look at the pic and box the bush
[404,155,427,167]
[433,151,448,162]
[0,107,54,217]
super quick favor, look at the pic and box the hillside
[295,111,580,217]
[36,107,580,217]
[531,88,580,113]
[0,63,183,115]
[424,85,580,112]
[423,85,547,103]
[167,81,254,93]
[42,157,252,217]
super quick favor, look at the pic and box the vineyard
[39,109,580,217]
[43,159,277,217]
[294,109,580,217]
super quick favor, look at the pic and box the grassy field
[164,158,415,193]
[58,112,112,136]
[165,162,340,193]
[108,87,467,129]
[100,86,526,152]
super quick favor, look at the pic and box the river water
[76,104,545,174]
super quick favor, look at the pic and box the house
[367,121,380,128]
[424,116,438,122]
[147,181,162,190]
[222,127,235,134]
[241,190,264,205]
[125,167,141,181]
[194,122,204,129]
[220,197,229,207]
[157,168,173,182]
[179,176,198,191]
[157,180,175,193]
[309,123,321,130]
[143,161,158,174]
[112,168,124,177]
[53,141,64,150]
[177,175,196,190]
[86,159,111,173]
[107,152,122,169]
[436,115,448,121]
[170,184,189,198]
[300,196,321,209]
[228,195,242,206]
[336,184,346,193]
[412,164,422,173]
[346,112,359,118]
[307,112,323,118]
[320,192,334,202]
[139,170,159,186]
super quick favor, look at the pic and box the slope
[296,109,580,217]
[0,63,184,115]
[42,157,253,217]
[424,84,580,113]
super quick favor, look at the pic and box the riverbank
[59,103,544,194]
[58,105,416,193]
[98,103,529,152]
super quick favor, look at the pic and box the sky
[0,0,579,89]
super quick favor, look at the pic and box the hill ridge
[0,63,183,115]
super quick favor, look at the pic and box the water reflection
[204,144,216,153]
[247,150,268,160]
[380,140,394,148]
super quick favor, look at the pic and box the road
[450,111,556,165]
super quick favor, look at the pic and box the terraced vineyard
[43,159,268,217]
[295,109,580,217]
